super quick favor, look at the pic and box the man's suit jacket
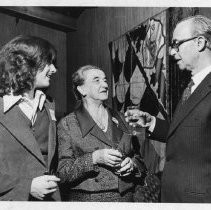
[152,72,211,202]
[0,97,60,201]
[57,104,144,201]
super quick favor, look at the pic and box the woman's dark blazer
[57,104,144,199]
[0,97,60,201]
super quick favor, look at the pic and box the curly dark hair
[0,35,57,96]
[72,65,103,100]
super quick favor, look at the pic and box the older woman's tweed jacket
[57,104,144,199]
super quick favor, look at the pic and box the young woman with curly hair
[0,35,61,201]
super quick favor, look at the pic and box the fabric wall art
[109,10,168,173]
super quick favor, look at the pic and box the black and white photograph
[0,1,211,210]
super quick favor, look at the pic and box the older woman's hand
[92,148,123,167]
[116,157,135,176]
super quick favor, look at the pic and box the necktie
[182,79,194,104]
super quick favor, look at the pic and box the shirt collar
[192,65,211,88]
[33,90,46,111]
[3,94,22,113]
[3,90,46,113]
[75,103,96,137]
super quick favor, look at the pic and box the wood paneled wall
[0,12,67,118]
[67,7,167,112]
[199,7,211,19]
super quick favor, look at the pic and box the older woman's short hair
[72,65,103,100]
[0,35,57,96]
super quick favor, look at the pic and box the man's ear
[198,36,207,52]
[77,86,86,97]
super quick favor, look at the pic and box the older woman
[57,65,145,202]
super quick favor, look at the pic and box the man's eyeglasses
[170,36,198,52]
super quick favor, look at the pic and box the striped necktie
[182,79,194,104]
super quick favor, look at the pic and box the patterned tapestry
[109,10,167,173]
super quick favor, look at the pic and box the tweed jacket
[57,104,144,198]
[151,72,211,202]
[0,96,60,201]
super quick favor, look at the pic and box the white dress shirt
[3,90,46,125]
[191,65,211,94]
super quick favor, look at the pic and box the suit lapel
[90,125,113,147]
[168,72,211,138]
[44,101,56,170]
[0,101,45,166]
[90,108,130,148]
[75,104,113,147]
[75,104,129,147]
[108,108,129,148]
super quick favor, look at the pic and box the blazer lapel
[75,104,113,147]
[168,72,211,138]
[108,108,133,156]
[90,125,113,147]
[0,102,45,166]
[44,101,56,170]
[108,108,129,147]
[89,107,130,148]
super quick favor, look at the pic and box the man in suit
[0,35,60,201]
[125,15,211,202]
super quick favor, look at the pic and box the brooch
[112,117,119,127]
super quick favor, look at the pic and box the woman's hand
[92,148,123,167]
[30,175,60,200]
[116,157,135,177]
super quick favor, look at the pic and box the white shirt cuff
[148,116,156,133]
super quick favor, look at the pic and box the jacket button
[95,178,99,182]
[44,171,49,175]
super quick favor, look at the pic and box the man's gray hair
[179,15,211,49]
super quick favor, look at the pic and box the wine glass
[126,105,144,136]
[113,148,126,176]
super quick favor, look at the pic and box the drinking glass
[113,148,126,176]
[126,105,145,136]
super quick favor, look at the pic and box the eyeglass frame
[170,35,208,52]
[170,36,199,52]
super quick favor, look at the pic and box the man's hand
[92,148,123,167]
[30,175,60,200]
[125,109,154,128]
